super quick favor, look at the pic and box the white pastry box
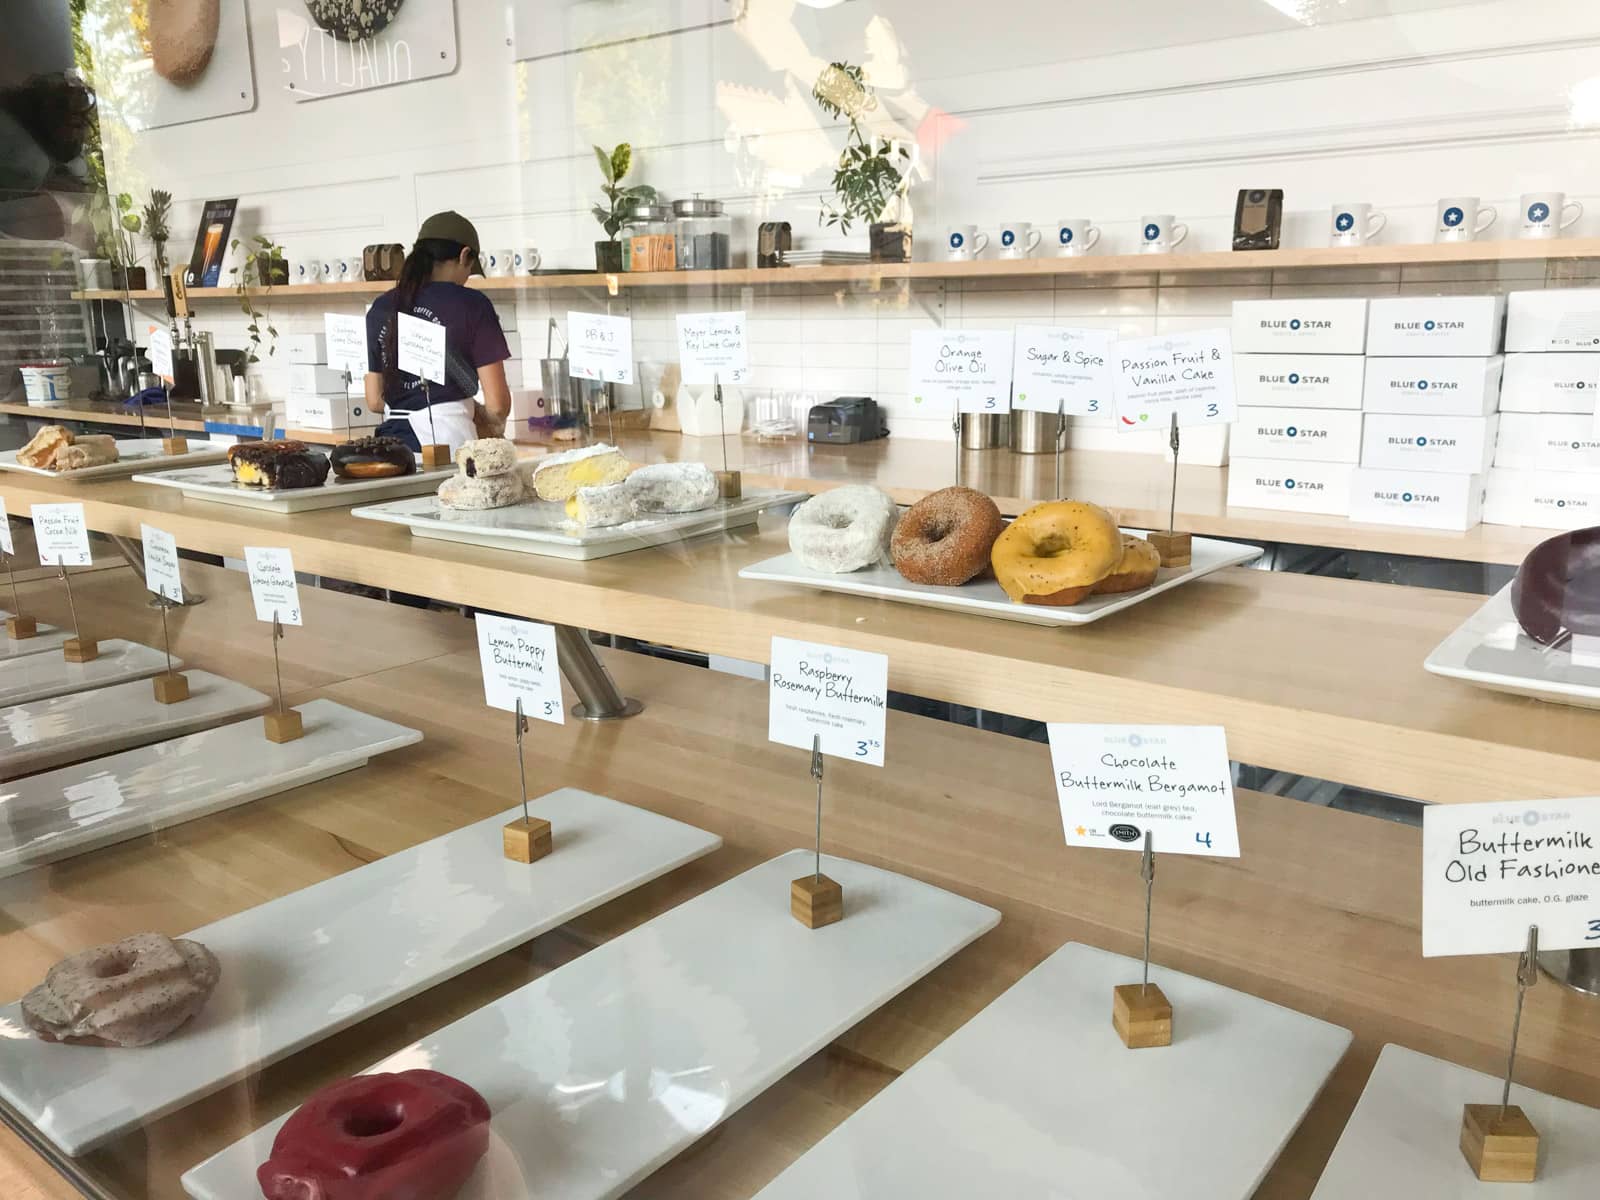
[1360,413,1499,474]
[1483,467,1600,528]
[1230,299,1369,354]
[286,390,381,430]
[1505,287,1600,352]
[1230,406,1362,463]
[1233,354,1365,410]
[1226,458,1354,515]
[282,332,328,364]
[286,363,348,395]
[1361,356,1502,417]
[1348,468,1484,531]
[1365,295,1505,356]
[1493,412,1600,471]
[1499,352,1600,413]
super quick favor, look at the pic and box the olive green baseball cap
[415,210,483,274]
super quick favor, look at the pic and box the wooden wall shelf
[69,237,1600,303]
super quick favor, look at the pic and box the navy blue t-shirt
[366,282,510,412]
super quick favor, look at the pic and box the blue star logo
[1335,212,1355,232]
[1285,479,1297,489]
[1287,426,1299,437]
[1288,373,1300,384]
[1144,223,1160,241]
[1529,202,1550,223]
[1558,499,1567,508]
[1060,228,1073,244]
[1002,230,1016,246]
[1417,380,1429,390]
[1424,320,1436,331]
[1290,319,1302,330]
[1443,206,1465,227]
[1416,436,1428,446]
[950,232,964,248]
[1403,492,1414,502]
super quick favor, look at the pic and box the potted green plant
[228,234,284,363]
[811,62,913,262]
[93,192,146,290]
[591,142,655,273]
[142,189,173,281]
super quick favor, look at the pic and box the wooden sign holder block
[264,708,304,744]
[162,436,189,455]
[62,636,99,663]
[503,816,553,864]
[791,873,844,929]
[1113,982,1173,1049]
[152,672,190,705]
[1147,530,1192,568]
[419,444,451,469]
[5,615,37,640]
[715,470,742,500]
[1461,1104,1540,1183]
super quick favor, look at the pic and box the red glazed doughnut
[891,486,1006,586]
[257,1069,490,1200]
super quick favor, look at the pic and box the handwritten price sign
[1112,330,1237,430]
[567,311,635,385]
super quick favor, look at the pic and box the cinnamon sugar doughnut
[891,487,1005,586]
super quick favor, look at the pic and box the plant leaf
[611,142,632,181]
[593,145,614,183]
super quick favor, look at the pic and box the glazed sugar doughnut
[566,482,634,528]
[1511,526,1600,646]
[22,932,220,1047]
[438,471,524,510]
[1093,534,1162,595]
[891,487,1005,586]
[990,500,1122,605]
[149,0,221,85]
[532,443,631,501]
[788,486,900,573]
[624,462,718,513]
[453,437,518,479]
[257,1069,490,1200]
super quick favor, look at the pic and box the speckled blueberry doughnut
[453,437,518,479]
[439,471,525,510]
[787,485,900,574]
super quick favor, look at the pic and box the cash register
[807,397,888,444]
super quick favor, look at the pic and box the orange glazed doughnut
[891,487,1005,586]
[1093,534,1162,595]
[990,500,1121,605]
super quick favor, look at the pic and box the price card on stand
[568,311,635,385]
[244,547,302,625]
[476,614,564,724]
[1046,724,1239,857]
[324,312,369,377]
[676,311,748,385]
[146,327,174,382]
[32,503,91,567]
[396,312,447,385]
[1112,330,1236,430]
[0,495,13,556]
[1422,796,1600,956]
[140,523,183,604]
[769,636,887,765]
[1013,326,1115,416]
[910,329,1014,414]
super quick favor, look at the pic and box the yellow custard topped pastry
[531,443,631,502]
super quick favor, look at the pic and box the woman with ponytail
[364,211,512,455]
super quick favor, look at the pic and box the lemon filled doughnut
[990,500,1122,605]
[891,486,1005,586]
[788,486,900,573]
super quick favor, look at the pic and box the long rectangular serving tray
[0,786,721,1155]
[133,458,453,513]
[1,617,67,660]
[0,437,225,480]
[351,488,807,560]
[184,851,1000,1200]
[0,640,174,707]
[0,698,415,882]
[740,531,1263,627]
[1424,581,1600,709]
[1311,1044,1600,1197]
[755,942,1350,1200]
[1,670,268,778]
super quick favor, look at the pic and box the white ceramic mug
[332,256,353,282]
[1054,219,1100,256]
[944,225,989,261]
[483,250,511,278]
[1519,192,1583,239]
[317,259,335,283]
[290,260,314,286]
[347,252,363,282]
[1139,214,1188,253]
[515,247,542,273]
[1330,203,1386,246]
[1435,197,1496,242]
[996,221,1042,259]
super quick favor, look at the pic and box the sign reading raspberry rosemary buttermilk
[476,613,564,724]
[909,329,1014,414]
[1422,796,1600,956]
[567,311,635,385]
[1012,326,1114,416]
[1046,724,1239,857]
[1112,330,1237,429]
[769,636,887,766]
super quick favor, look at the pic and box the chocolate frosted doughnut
[1511,526,1600,646]
[891,487,1005,586]
[331,436,416,479]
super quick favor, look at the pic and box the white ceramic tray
[1,670,268,778]
[350,488,807,560]
[133,457,453,513]
[0,698,416,882]
[0,787,721,1156]
[1,617,66,660]
[740,532,1264,627]
[1424,582,1600,710]
[755,942,1350,1200]
[0,640,174,707]
[0,437,225,480]
[183,851,1000,1200]
[1311,1044,1600,1197]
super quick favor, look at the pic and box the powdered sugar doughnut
[787,486,900,573]
[624,462,718,513]
[439,471,524,510]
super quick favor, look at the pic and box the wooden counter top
[0,398,209,433]
[0,470,1593,806]
[1,565,1597,1200]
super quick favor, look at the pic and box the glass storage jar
[626,203,676,272]
[674,196,731,270]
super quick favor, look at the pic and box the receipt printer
[808,396,888,444]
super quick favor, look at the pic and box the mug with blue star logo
[1054,218,1101,257]
[943,224,989,262]
[1518,191,1583,240]
[1434,196,1497,243]
[996,221,1042,260]
[1139,214,1188,254]
[1329,202,1386,247]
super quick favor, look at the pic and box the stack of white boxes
[1486,289,1600,529]
[1227,298,1368,515]
[1348,296,1505,531]
[283,331,380,431]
